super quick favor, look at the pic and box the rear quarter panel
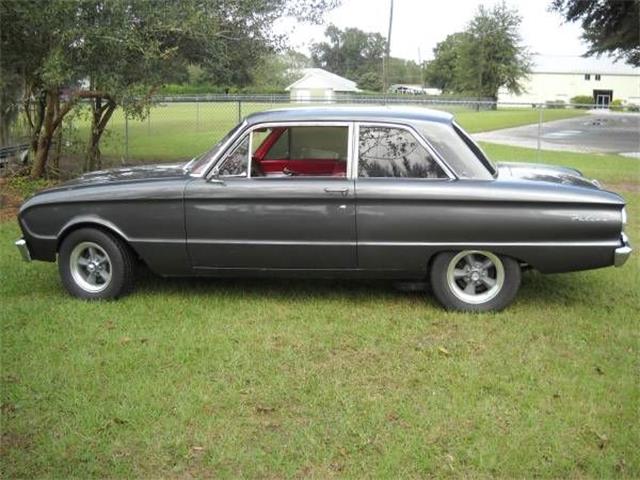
[355,178,624,274]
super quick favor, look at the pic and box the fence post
[196,97,200,131]
[237,99,242,123]
[124,112,129,164]
[537,103,542,161]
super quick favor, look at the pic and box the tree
[357,71,383,91]
[311,25,386,90]
[387,57,424,86]
[424,3,531,100]
[0,0,339,178]
[424,32,469,91]
[250,51,312,90]
[551,0,640,66]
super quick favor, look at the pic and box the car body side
[17,107,628,278]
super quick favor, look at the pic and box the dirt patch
[0,432,32,455]
[604,182,640,194]
[0,178,23,222]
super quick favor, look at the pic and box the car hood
[59,163,189,188]
[496,162,601,190]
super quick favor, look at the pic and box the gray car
[15,106,632,311]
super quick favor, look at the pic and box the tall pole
[383,0,394,94]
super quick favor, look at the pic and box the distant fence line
[2,94,636,178]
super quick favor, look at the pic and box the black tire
[58,228,136,300]
[429,250,521,312]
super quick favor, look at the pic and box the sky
[276,0,589,62]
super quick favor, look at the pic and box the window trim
[354,122,457,180]
[189,120,247,178]
[207,121,355,180]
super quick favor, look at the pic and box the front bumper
[614,233,632,267]
[15,238,31,262]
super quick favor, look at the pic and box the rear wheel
[430,250,521,311]
[58,228,135,300]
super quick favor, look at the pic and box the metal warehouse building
[499,54,640,107]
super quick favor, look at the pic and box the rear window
[417,121,495,179]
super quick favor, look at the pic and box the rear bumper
[614,233,632,267]
[15,238,31,262]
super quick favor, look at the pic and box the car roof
[243,105,454,126]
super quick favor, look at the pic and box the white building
[286,68,360,102]
[498,54,640,107]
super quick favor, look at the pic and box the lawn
[1,142,638,478]
[76,103,586,166]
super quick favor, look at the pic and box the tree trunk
[52,96,63,179]
[30,90,57,179]
[26,93,46,157]
[85,97,116,172]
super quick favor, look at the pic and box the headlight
[621,207,627,230]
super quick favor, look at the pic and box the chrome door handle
[324,187,349,196]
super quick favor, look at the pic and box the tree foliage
[424,3,531,100]
[551,0,640,66]
[310,25,425,92]
[424,33,469,91]
[310,25,386,90]
[250,51,312,90]
[0,0,339,178]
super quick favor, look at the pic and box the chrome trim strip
[192,120,248,178]
[185,239,619,247]
[15,238,31,262]
[353,121,458,180]
[614,233,632,267]
[189,239,357,246]
[358,241,620,247]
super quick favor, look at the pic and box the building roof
[285,68,361,92]
[532,54,639,75]
[244,105,453,126]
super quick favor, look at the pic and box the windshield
[187,122,245,175]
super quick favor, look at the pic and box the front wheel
[430,250,521,311]
[58,228,136,300]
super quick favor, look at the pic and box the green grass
[480,142,640,185]
[81,103,586,164]
[1,144,638,478]
[457,108,586,133]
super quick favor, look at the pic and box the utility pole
[383,0,394,94]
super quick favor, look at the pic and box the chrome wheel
[69,241,112,293]
[446,250,505,305]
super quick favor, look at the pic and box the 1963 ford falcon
[15,106,632,311]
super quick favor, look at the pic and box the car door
[184,122,357,270]
[354,122,456,272]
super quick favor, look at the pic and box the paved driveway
[473,112,640,157]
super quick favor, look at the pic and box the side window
[251,125,348,177]
[358,126,447,179]
[217,135,249,177]
[289,126,348,161]
[264,129,289,160]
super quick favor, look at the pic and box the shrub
[545,100,566,109]
[609,99,624,111]
[570,95,595,108]
[627,104,640,112]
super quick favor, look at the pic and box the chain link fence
[2,94,638,178]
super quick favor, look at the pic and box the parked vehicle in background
[15,106,631,311]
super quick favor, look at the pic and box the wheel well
[426,249,528,275]
[57,223,141,261]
